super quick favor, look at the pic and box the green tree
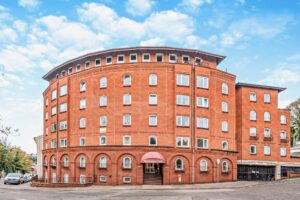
[288,98,300,146]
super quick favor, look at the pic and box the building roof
[236,82,286,92]
[42,46,226,81]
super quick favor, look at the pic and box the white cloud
[278,99,293,109]
[13,20,27,33]
[179,0,213,13]
[260,67,300,85]
[140,37,165,46]
[0,72,23,88]
[0,27,18,42]
[126,0,154,16]
[287,53,300,61]
[18,0,39,9]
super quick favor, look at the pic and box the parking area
[1,178,300,200]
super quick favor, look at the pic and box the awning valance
[141,152,165,163]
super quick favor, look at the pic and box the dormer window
[156,54,163,62]
[130,54,137,62]
[142,53,150,62]
[95,59,101,67]
[68,67,72,75]
[169,54,177,63]
[182,55,189,64]
[76,64,81,72]
[117,55,125,63]
[195,57,202,65]
[85,61,90,69]
[106,56,112,65]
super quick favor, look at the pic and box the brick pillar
[111,162,118,185]
[137,164,143,185]
[163,165,170,184]
[275,164,281,180]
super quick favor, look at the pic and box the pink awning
[141,152,165,163]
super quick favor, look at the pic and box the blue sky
[0,0,300,154]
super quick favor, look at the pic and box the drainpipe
[56,77,59,182]
[191,61,195,184]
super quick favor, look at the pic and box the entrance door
[145,163,158,173]
[143,163,163,184]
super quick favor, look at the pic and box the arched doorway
[141,152,165,185]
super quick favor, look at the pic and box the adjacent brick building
[42,47,300,185]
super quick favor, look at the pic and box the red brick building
[42,47,299,185]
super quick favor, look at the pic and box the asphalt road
[1,179,300,200]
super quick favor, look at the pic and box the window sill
[197,106,209,109]
[176,126,190,128]
[80,91,86,93]
[149,85,157,87]
[149,104,157,106]
[222,111,229,113]
[123,125,132,127]
[98,167,107,170]
[176,146,190,148]
[222,131,229,133]
[222,171,230,174]
[176,104,190,107]
[122,167,132,170]
[175,169,185,172]
[197,87,209,90]
[200,170,208,173]
[197,127,209,130]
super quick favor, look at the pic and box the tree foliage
[287,98,300,146]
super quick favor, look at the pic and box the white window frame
[63,156,69,167]
[123,93,132,105]
[280,147,287,157]
[156,53,163,62]
[95,58,101,67]
[51,140,56,148]
[176,74,190,86]
[280,115,287,124]
[222,101,228,112]
[51,106,57,116]
[149,94,157,105]
[222,141,228,150]
[99,176,107,182]
[64,173,69,183]
[59,120,67,131]
[123,156,132,169]
[264,128,271,138]
[195,57,202,65]
[106,56,112,65]
[123,135,131,146]
[80,99,86,109]
[197,97,209,108]
[200,160,208,172]
[264,111,271,122]
[123,114,132,126]
[51,123,56,133]
[197,138,208,149]
[80,137,86,146]
[222,121,228,132]
[264,146,270,155]
[59,103,67,113]
[123,176,131,183]
[80,81,86,92]
[45,112,48,120]
[175,158,184,171]
[182,55,190,64]
[176,94,190,106]
[169,54,177,63]
[250,127,257,137]
[197,117,209,129]
[123,74,131,86]
[99,157,107,169]
[79,118,86,128]
[149,115,158,126]
[99,116,107,127]
[60,85,67,96]
[99,77,107,88]
[250,110,256,121]
[85,61,90,69]
[197,76,209,89]
[51,89,57,100]
[264,93,271,103]
[76,64,81,72]
[100,136,107,145]
[60,138,67,147]
[176,137,190,147]
[149,135,157,146]
[117,55,125,64]
[250,145,256,155]
[80,175,86,184]
[149,74,157,86]
[68,67,72,75]
[250,92,256,102]
[222,83,228,95]
[280,131,287,139]
[142,53,150,62]
[222,161,228,172]
[176,115,190,127]
[129,53,137,63]
[99,95,107,107]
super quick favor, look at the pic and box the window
[99,157,107,168]
[45,143,48,149]
[63,156,69,167]
[200,160,208,172]
[99,116,107,127]
[45,127,48,135]
[51,106,57,115]
[123,156,131,169]
[197,76,209,89]
[100,136,106,145]
[197,117,209,129]
[280,115,287,124]
[176,116,190,127]
[264,93,271,103]
[250,92,256,102]
[264,146,270,155]
[197,97,209,108]
[176,94,190,106]
[264,112,271,122]
[80,81,86,92]
[45,112,48,120]
[68,67,72,75]
[123,75,131,86]
[130,54,137,62]
[149,74,157,86]
[79,156,86,168]
[197,138,208,149]
[52,173,56,183]
[80,137,86,146]
[195,57,202,65]
[250,110,256,121]
[51,90,57,100]
[123,94,131,105]
[280,147,286,157]
[182,55,189,64]
[222,121,228,132]
[175,159,183,170]
[123,114,131,126]
[169,54,177,63]
[45,98,48,107]
[176,74,189,86]
[142,53,150,62]
[76,64,81,72]
[80,99,86,109]
[222,83,228,95]
[64,174,69,183]
[123,135,131,145]
[176,137,190,147]
[149,136,157,146]
[99,176,107,182]
[80,175,86,184]
[95,58,101,67]
[123,177,131,183]
[59,120,67,131]
[149,94,157,105]
[222,101,228,112]
[264,128,271,138]
[280,131,287,139]
[99,77,107,88]
[222,141,228,150]
[51,140,56,148]
[250,145,256,155]
[51,123,57,133]
[99,95,107,107]
[222,161,228,172]
[117,55,125,63]
[149,115,157,126]
[85,61,90,69]
[60,85,67,96]
[60,139,67,147]
[106,56,112,65]
[250,127,257,136]
[156,54,163,62]
[79,118,86,128]
[60,103,67,113]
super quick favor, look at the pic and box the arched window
[200,160,208,172]
[175,158,184,171]
[280,115,287,124]
[222,83,228,95]
[123,75,131,86]
[79,156,86,168]
[222,141,228,150]
[123,93,131,105]
[250,110,256,121]
[80,81,86,92]
[63,155,69,167]
[149,74,157,86]
[222,161,229,172]
[51,157,56,166]
[99,156,107,168]
[99,77,107,88]
[123,156,132,169]
[264,112,271,122]
[222,101,228,112]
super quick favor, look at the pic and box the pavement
[1,178,300,199]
